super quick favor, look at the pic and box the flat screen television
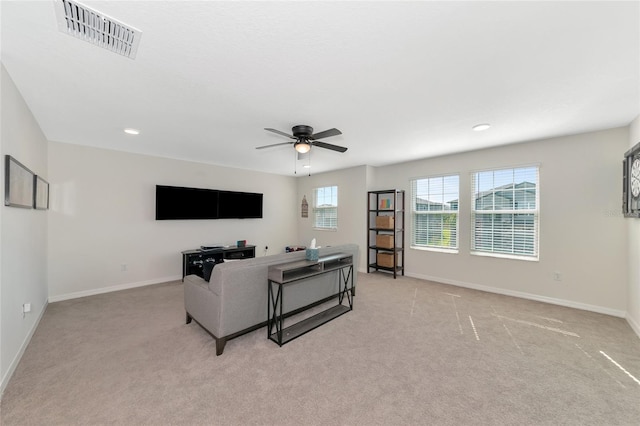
[218,190,263,219]
[155,185,263,220]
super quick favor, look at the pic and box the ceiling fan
[256,125,347,154]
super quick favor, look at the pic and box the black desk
[181,245,255,281]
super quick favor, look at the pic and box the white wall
[0,64,49,393]
[628,115,640,336]
[371,127,629,316]
[296,165,368,271]
[48,142,298,300]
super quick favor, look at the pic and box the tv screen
[155,185,263,220]
[218,190,263,219]
[155,185,219,220]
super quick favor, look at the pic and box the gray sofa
[184,243,359,355]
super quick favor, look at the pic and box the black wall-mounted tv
[155,185,263,220]
[218,190,263,219]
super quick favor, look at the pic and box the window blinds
[410,175,459,249]
[471,166,539,258]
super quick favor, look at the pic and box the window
[471,166,539,259]
[313,186,338,230]
[411,175,459,250]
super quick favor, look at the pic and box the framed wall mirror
[34,175,49,210]
[5,155,34,209]
[623,141,640,218]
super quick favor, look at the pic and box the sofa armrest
[184,274,222,337]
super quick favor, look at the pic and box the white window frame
[471,165,539,261]
[313,185,338,231]
[410,174,459,252]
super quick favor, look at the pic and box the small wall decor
[34,175,49,210]
[5,155,34,209]
[301,195,308,218]
[623,141,640,218]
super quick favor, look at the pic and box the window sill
[313,227,337,232]
[410,246,458,254]
[470,251,539,262]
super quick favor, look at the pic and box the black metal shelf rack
[367,189,405,278]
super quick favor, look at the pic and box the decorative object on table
[301,195,308,218]
[237,240,246,247]
[305,238,319,261]
[285,246,306,253]
[623,141,640,218]
[4,155,35,209]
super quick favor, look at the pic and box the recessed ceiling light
[124,128,140,135]
[303,165,311,169]
[472,123,491,132]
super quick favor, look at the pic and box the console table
[181,245,256,281]
[267,253,354,347]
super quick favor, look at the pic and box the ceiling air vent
[54,0,142,59]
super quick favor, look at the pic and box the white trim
[405,271,627,318]
[1,300,48,396]
[626,313,640,340]
[410,245,458,255]
[470,250,539,262]
[48,275,181,303]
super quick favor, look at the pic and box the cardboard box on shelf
[377,252,397,268]
[375,215,394,229]
[376,235,395,249]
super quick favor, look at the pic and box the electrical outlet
[23,303,31,313]
[553,271,562,281]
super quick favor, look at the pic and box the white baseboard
[404,272,627,319]
[626,313,640,340]
[0,299,48,397]
[48,275,182,303]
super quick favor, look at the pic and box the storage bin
[377,252,397,268]
[375,215,394,229]
[376,235,395,249]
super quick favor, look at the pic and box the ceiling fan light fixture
[295,141,311,153]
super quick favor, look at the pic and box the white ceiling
[1,1,639,176]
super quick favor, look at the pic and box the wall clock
[623,141,640,218]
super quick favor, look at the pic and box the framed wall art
[34,175,49,210]
[623,141,640,218]
[4,155,34,209]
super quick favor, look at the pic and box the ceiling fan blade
[264,128,295,139]
[312,141,348,153]
[310,128,342,140]
[255,142,293,150]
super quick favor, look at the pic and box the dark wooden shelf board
[270,304,351,345]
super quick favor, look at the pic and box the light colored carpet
[2,272,639,425]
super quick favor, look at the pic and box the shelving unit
[367,189,405,278]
